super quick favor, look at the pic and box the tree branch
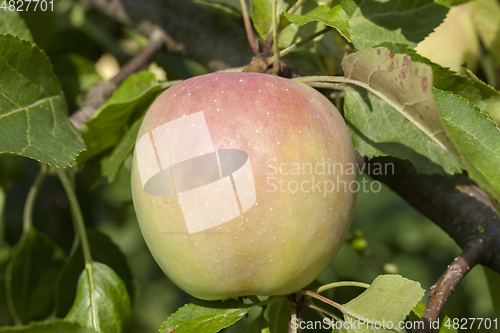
[70,27,167,129]
[415,239,486,333]
[79,0,253,71]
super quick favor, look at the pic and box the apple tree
[0,0,499,332]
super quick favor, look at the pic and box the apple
[415,4,480,73]
[131,72,356,300]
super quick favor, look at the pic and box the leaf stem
[306,303,342,323]
[57,168,92,265]
[296,290,357,319]
[279,27,332,58]
[314,281,370,294]
[272,0,280,74]
[23,163,48,233]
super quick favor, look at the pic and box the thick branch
[79,0,253,71]
[366,156,500,274]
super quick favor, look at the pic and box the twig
[288,294,303,333]
[271,0,280,74]
[70,27,167,130]
[238,0,260,56]
[287,0,306,14]
[279,27,332,57]
[416,239,486,333]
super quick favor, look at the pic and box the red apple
[131,72,356,300]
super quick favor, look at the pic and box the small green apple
[131,72,356,300]
[416,4,480,73]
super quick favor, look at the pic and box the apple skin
[131,72,356,300]
[415,4,480,73]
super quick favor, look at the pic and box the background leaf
[342,275,424,332]
[5,229,66,324]
[79,72,163,161]
[65,261,132,333]
[266,301,290,333]
[244,310,269,333]
[100,116,143,183]
[159,299,249,333]
[333,0,448,50]
[0,12,33,41]
[0,35,85,167]
[56,229,134,318]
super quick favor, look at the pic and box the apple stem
[271,0,281,74]
[314,281,370,294]
[57,168,93,265]
[22,163,47,233]
[279,27,332,58]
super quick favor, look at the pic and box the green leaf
[266,300,290,333]
[79,72,163,162]
[0,12,33,41]
[0,34,85,167]
[344,88,461,174]
[101,116,143,183]
[381,43,484,106]
[250,0,273,40]
[6,229,66,324]
[342,47,463,174]
[56,229,134,317]
[0,319,98,333]
[334,0,448,50]
[433,88,500,211]
[244,310,269,333]
[159,299,249,333]
[283,5,351,41]
[342,275,424,332]
[65,261,132,333]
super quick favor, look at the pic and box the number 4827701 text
[1,0,53,11]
